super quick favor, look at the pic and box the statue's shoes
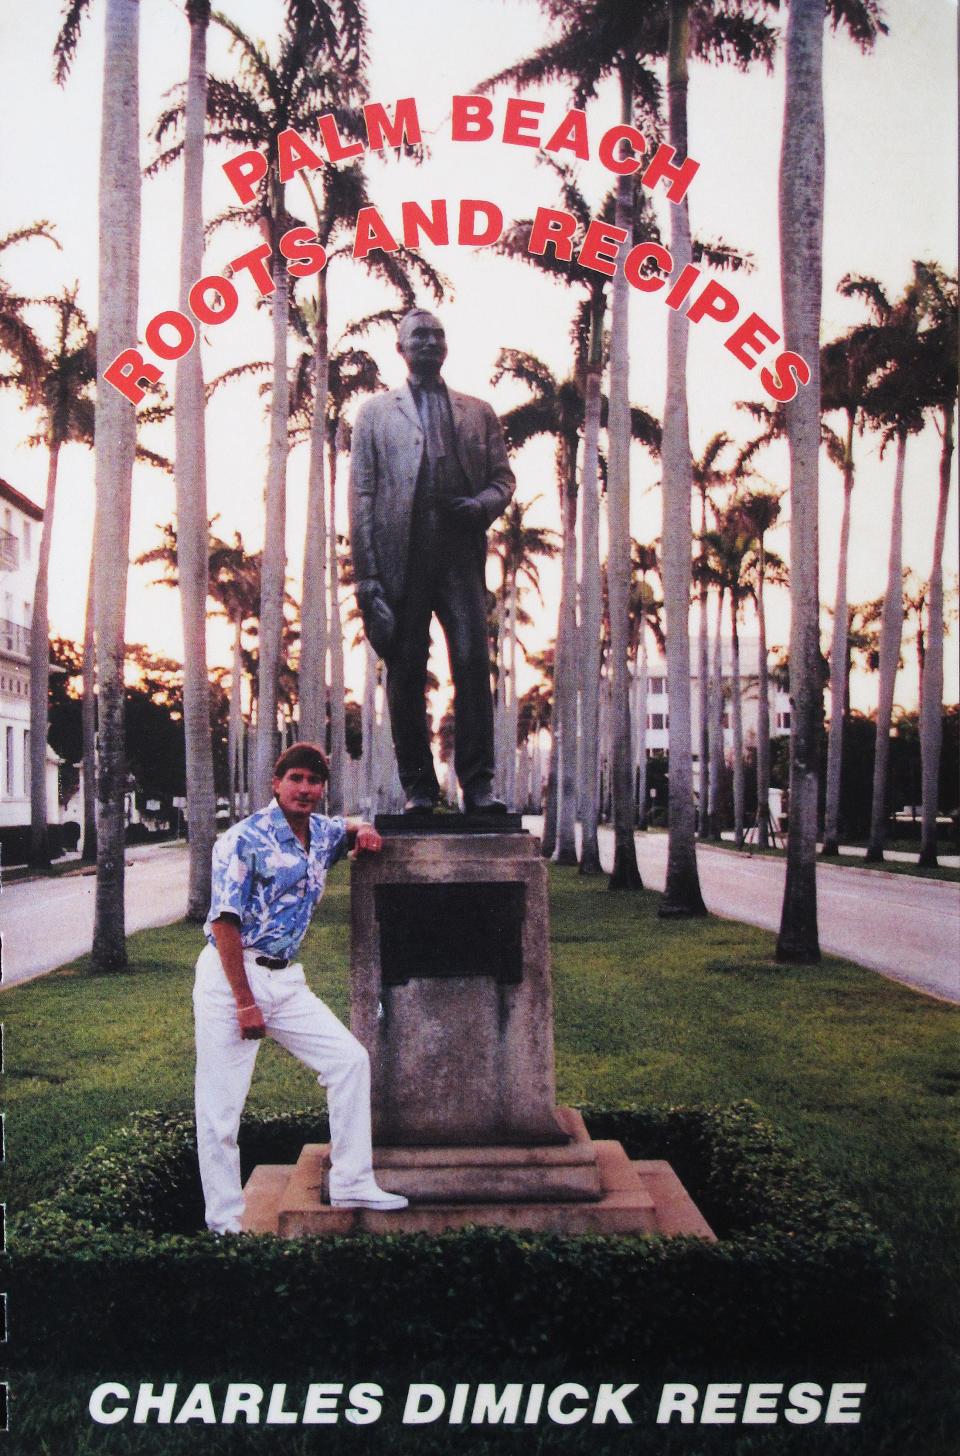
[403,795,436,814]
[465,792,507,814]
[330,1188,409,1211]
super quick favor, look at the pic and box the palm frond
[53,0,94,85]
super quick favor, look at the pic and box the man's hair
[272,742,330,783]
[397,308,441,344]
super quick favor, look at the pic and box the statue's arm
[475,402,516,527]
[348,403,380,594]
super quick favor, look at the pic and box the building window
[5,725,13,796]
[647,713,668,731]
[648,676,666,695]
[22,521,31,559]
[777,711,791,730]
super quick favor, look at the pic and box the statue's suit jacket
[349,384,516,608]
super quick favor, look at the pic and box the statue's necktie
[417,384,452,497]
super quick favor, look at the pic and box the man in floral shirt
[194,742,407,1234]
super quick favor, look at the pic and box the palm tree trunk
[918,408,955,866]
[729,592,745,848]
[228,613,243,821]
[362,640,377,815]
[697,490,710,840]
[81,552,97,862]
[636,628,649,829]
[659,0,704,915]
[494,582,508,801]
[251,243,289,807]
[175,0,215,917]
[607,60,642,889]
[297,269,329,742]
[755,541,771,848]
[579,290,605,873]
[506,570,520,809]
[541,673,559,856]
[776,0,824,963]
[29,440,60,868]
[865,432,907,861]
[92,0,142,973]
[822,446,855,855]
[555,442,579,864]
[709,584,725,839]
[327,436,346,814]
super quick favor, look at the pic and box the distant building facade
[638,638,791,761]
[0,478,62,860]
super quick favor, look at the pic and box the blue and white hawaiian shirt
[203,800,348,959]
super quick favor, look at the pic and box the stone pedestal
[241,1108,715,1240]
[350,828,564,1148]
[241,820,714,1243]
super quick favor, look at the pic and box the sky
[0,0,956,714]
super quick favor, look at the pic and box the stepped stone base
[241,1109,715,1241]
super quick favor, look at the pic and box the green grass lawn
[1,862,958,1454]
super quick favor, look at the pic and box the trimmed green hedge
[3,1104,895,1371]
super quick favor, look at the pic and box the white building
[637,638,792,762]
[0,478,61,861]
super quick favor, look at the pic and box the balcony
[0,529,18,572]
[1,619,30,659]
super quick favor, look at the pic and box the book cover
[0,1,956,1452]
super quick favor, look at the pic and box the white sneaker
[330,1187,409,1211]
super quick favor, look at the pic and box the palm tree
[489,497,561,810]
[0,284,96,867]
[736,488,783,846]
[774,0,886,964]
[495,350,584,864]
[479,1,662,888]
[839,268,925,862]
[136,522,261,822]
[691,433,732,836]
[492,165,615,869]
[210,534,262,820]
[150,2,367,807]
[290,315,400,806]
[57,0,144,972]
[813,328,874,855]
[659,0,778,915]
[776,0,824,960]
[703,502,758,847]
[737,333,863,860]
[172,0,215,918]
[913,263,958,866]
[629,541,663,830]
[20,290,96,869]
[482,0,773,896]
[0,223,59,394]
[495,349,657,859]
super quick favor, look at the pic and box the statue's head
[397,309,447,377]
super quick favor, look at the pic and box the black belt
[254,955,289,970]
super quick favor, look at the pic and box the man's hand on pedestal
[348,822,383,858]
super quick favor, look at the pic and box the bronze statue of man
[348,310,515,814]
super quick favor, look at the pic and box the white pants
[193,942,375,1234]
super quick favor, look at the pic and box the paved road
[0,845,189,988]
[525,821,960,1004]
[3,832,958,1005]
